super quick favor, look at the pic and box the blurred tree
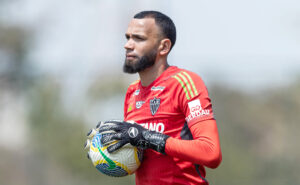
[0,7,135,184]
[26,77,135,185]
[25,74,300,185]
[0,24,33,92]
[206,82,300,185]
[87,74,129,101]
[0,15,33,185]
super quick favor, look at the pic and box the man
[88,11,222,185]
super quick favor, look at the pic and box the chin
[125,59,136,64]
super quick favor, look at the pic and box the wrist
[143,131,170,155]
[164,136,175,155]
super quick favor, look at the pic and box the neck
[138,58,169,87]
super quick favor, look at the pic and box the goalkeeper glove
[99,120,170,154]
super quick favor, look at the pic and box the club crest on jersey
[150,97,160,115]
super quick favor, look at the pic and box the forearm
[164,119,222,168]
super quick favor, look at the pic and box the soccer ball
[89,132,143,177]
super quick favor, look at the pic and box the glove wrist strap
[141,131,170,155]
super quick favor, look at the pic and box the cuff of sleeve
[165,137,176,156]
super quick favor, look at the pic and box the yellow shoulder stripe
[172,71,198,100]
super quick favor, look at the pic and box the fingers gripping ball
[88,124,143,177]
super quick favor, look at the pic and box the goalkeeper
[87,11,222,185]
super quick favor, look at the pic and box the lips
[126,53,136,57]
[126,53,137,60]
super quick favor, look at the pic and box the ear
[158,39,171,56]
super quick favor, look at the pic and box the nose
[124,39,134,50]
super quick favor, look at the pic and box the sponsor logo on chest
[151,86,165,91]
[135,101,145,109]
[140,122,165,133]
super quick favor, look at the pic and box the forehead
[126,18,160,37]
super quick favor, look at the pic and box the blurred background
[0,0,299,185]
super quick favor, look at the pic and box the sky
[1,0,300,91]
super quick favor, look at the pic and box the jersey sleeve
[165,119,222,168]
[174,70,214,127]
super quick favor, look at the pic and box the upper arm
[173,71,214,127]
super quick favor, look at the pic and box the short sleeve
[174,70,214,127]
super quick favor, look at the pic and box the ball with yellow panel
[89,132,143,177]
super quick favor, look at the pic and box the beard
[123,49,157,74]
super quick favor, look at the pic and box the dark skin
[124,18,171,86]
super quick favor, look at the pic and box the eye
[135,36,145,41]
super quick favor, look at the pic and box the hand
[99,120,170,154]
[84,121,103,159]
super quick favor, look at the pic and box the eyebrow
[125,33,147,39]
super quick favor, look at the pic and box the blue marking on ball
[96,163,128,177]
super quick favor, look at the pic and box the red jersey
[124,66,218,185]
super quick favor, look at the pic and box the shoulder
[164,66,202,81]
[173,68,203,81]
[125,79,140,95]
[169,67,204,88]
[169,67,207,100]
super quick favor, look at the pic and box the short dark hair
[134,10,176,51]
